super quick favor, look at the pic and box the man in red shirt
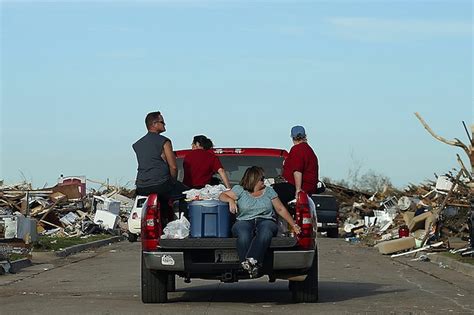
[273,125,319,208]
[183,135,231,189]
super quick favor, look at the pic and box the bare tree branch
[457,154,472,180]
[414,113,473,172]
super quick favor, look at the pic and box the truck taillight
[295,191,315,250]
[141,194,162,251]
[301,212,312,237]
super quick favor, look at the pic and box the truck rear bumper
[273,250,315,270]
[143,249,315,271]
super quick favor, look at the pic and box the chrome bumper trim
[143,251,185,271]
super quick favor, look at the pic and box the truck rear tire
[167,273,176,292]
[290,252,319,303]
[141,254,168,303]
[327,228,338,238]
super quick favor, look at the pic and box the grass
[9,253,30,261]
[441,252,474,266]
[33,234,114,252]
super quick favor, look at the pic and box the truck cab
[140,148,320,303]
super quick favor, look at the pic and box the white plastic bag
[161,214,190,239]
[183,184,227,200]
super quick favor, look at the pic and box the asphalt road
[1,238,473,314]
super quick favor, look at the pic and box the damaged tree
[414,112,474,177]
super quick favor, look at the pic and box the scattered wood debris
[0,177,136,267]
[337,114,473,260]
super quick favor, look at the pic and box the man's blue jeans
[232,218,278,264]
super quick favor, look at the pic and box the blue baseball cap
[291,125,306,138]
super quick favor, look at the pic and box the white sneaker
[241,260,251,271]
[242,258,259,278]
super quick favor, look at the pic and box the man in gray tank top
[132,111,188,198]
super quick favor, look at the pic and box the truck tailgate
[160,236,297,249]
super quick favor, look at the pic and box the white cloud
[326,17,473,42]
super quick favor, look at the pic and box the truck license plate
[215,250,239,263]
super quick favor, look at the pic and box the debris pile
[331,171,473,257]
[0,177,135,243]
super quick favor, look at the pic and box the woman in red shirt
[183,135,231,189]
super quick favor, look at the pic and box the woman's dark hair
[193,135,214,150]
[240,166,265,192]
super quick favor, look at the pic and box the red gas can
[398,225,409,238]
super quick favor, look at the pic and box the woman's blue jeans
[232,218,278,264]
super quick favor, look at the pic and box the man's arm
[293,170,303,195]
[163,140,178,179]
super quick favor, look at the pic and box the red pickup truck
[140,148,319,303]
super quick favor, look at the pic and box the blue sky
[1,0,472,189]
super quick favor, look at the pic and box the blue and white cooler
[188,200,231,238]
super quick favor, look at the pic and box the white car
[127,196,147,242]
